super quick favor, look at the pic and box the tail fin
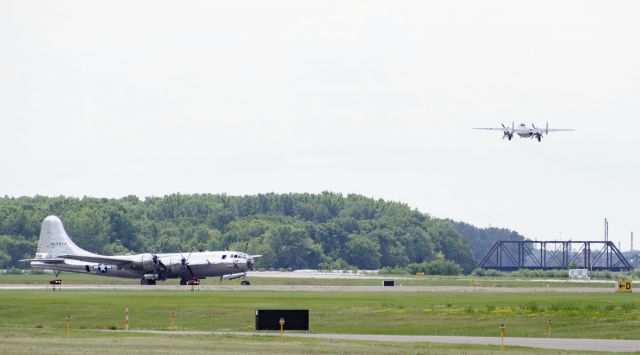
[36,216,95,257]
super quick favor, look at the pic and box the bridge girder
[479,240,632,271]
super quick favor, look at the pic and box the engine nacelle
[140,253,155,271]
[142,272,167,281]
[167,257,184,274]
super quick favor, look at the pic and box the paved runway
[111,330,640,352]
[0,284,615,292]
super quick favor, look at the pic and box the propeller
[155,254,168,273]
[529,123,544,142]
[501,123,514,140]
[143,241,168,279]
[178,249,196,280]
[242,243,256,270]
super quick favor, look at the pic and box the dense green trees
[447,220,525,263]
[0,193,501,274]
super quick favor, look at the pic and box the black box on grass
[255,309,309,331]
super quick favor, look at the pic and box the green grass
[1,288,638,354]
[0,329,610,355]
[0,289,638,340]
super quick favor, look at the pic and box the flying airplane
[474,122,574,142]
[22,215,260,285]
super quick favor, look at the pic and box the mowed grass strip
[0,290,638,339]
[0,329,607,355]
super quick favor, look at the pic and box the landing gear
[140,277,156,285]
[180,278,200,286]
[241,280,251,286]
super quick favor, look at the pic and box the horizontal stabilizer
[250,255,263,258]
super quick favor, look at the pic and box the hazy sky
[2,1,639,250]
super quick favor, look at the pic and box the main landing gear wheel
[240,280,251,286]
[180,278,187,285]
[140,278,156,285]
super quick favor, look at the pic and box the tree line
[0,193,522,274]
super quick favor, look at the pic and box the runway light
[171,312,176,330]
[547,319,552,338]
[279,317,285,338]
[499,323,505,350]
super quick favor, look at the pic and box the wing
[20,258,66,264]
[473,127,505,131]
[546,128,575,132]
[58,254,139,266]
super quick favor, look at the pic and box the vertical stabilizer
[36,216,96,257]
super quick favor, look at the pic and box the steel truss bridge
[479,240,633,271]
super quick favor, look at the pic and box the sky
[1,1,639,250]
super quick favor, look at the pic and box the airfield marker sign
[617,279,632,293]
[65,314,71,337]
[125,308,129,331]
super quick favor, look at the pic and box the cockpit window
[222,255,227,259]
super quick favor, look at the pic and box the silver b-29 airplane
[22,215,260,285]
[474,122,574,142]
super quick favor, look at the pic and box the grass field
[0,289,638,339]
[0,329,610,355]
[1,273,637,354]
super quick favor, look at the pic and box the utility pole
[632,232,635,268]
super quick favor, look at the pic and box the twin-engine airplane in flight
[22,216,260,285]
[474,122,574,142]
